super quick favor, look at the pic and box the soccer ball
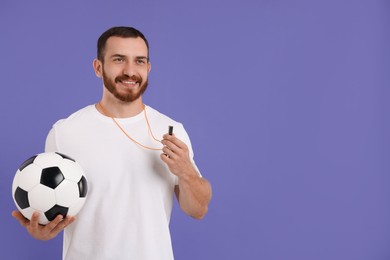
[12,152,88,225]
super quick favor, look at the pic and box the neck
[97,97,144,118]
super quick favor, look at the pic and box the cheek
[143,68,150,78]
[103,67,119,79]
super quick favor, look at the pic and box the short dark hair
[97,26,149,61]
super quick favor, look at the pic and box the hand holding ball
[12,152,88,225]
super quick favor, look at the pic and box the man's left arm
[161,134,212,219]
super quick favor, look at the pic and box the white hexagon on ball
[55,180,80,206]
[67,198,87,216]
[15,164,42,191]
[59,159,84,182]
[28,185,56,212]
[33,152,63,168]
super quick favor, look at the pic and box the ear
[147,61,151,74]
[93,59,103,78]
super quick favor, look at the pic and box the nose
[123,61,135,77]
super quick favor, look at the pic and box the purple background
[1,0,389,259]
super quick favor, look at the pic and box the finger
[45,214,64,232]
[162,140,177,152]
[162,139,180,154]
[12,211,29,227]
[50,215,75,235]
[160,152,172,164]
[164,134,187,150]
[162,134,182,148]
[163,133,175,139]
[29,211,40,230]
[162,146,176,159]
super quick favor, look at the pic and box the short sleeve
[45,127,58,152]
[174,124,202,186]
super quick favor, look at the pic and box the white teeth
[122,81,136,84]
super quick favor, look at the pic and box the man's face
[99,36,151,102]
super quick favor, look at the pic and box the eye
[113,57,125,63]
[136,59,146,65]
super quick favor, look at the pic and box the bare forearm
[160,133,212,219]
[177,172,212,220]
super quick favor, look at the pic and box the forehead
[104,36,148,57]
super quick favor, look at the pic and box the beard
[102,70,148,103]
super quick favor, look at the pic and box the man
[12,26,212,260]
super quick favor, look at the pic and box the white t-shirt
[45,105,198,260]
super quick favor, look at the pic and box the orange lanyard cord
[97,102,163,151]
[143,106,161,143]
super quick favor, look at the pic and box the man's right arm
[12,127,75,240]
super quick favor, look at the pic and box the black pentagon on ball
[19,155,38,171]
[14,187,30,209]
[45,204,69,221]
[40,167,65,189]
[78,176,88,198]
[55,152,75,162]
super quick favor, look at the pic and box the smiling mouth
[121,80,137,85]
[116,78,140,88]
[116,75,141,87]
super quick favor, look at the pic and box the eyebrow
[110,54,149,61]
[136,56,149,61]
[110,54,126,59]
